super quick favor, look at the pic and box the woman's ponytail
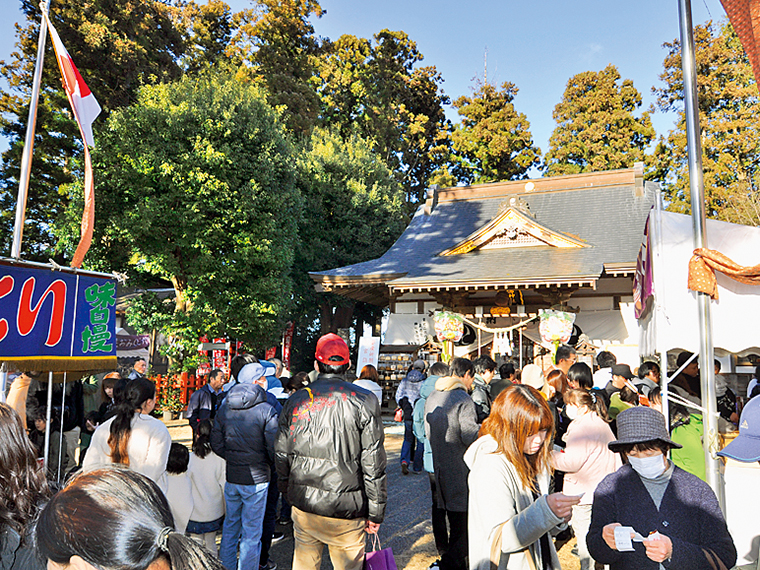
[108,378,155,465]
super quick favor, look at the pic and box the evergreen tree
[652,21,760,224]
[450,81,540,184]
[543,64,654,176]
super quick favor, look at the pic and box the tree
[652,21,760,224]
[450,81,540,184]
[175,0,234,72]
[289,127,407,369]
[58,72,301,353]
[315,30,452,206]
[543,64,655,176]
[227,0,323,135]
[0,0,184,259]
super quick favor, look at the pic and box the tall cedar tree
[58,72,300,351]
[652,21,760,224]
[315,30,451,207]
[0,0,184,260]
[543,64,654,176]
[451,81,540,184]
[227,0,323,136]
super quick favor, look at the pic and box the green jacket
[670,413,706,482]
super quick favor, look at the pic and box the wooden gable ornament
[439,196,587,256]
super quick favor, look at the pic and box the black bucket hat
[608,406,682,452]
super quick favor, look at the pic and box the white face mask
[565,405,579,420]
[628,453,666,479]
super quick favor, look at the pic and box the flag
[42,11,101,268]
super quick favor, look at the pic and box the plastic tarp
[639,210,760,356]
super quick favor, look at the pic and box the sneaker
[260,560,277,570]
[411,469,422,475]
[401,463,409,475]
[271,531,285,544]
[277,516,292,525]
[429,559,441,569]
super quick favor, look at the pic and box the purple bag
[364,535,397,570]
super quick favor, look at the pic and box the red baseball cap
[315,333,350,366]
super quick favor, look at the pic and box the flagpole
[11,0,52,259]
[677,0,723,510]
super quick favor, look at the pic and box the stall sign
[0,264,117,363]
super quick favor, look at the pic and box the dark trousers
[429,472,449,556]
[439,510,467,570]
[259,471,280,566]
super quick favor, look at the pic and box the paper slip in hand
[614,526,646,551]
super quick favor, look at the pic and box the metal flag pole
[677,0,724,509]
[11,0,52,259]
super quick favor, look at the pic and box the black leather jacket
[275,374,387,523]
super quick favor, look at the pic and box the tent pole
[653,189,670,430]
[678,0,723,510]
[58,372,66,484]
[11,1,52,258]
[43,371,53,470]
[0,363,6,404]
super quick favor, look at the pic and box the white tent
[638,209,760,358]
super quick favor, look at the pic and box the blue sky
[1,0,727,156]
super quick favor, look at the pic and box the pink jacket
[551,411,620,504]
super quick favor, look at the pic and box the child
[186,420,226,551]
[29,406,71,481]
[165,442,194,534]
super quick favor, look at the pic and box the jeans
[400,420,424,471]
[259,473,280,565]
[220,481,269,570]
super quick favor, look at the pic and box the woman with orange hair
[464,384,581,570]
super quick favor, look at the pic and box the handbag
[364,533,398,570]
[394,407,403,422]
[702,548,729,570]
[490,521,538,570]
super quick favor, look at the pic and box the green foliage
[0,0,185,259]
[651,21,760,224]
[157,378,184,412]
[543,64,654,176]
[451,81,540,184]
[315,30,451,207]
[65,71,300,355]
[176,0,234,71]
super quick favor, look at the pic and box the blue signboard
[0,263,117,370]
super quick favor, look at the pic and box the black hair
[288,372,309,392]
[676,351,694,368]
[555,345,577,365]
[316,356,349,375]
[429,362,450,377]
[230,354,258,381]
[472,355,497,375]
[638,361,660,379]
[192,420,213,459]
[615,440,672,460]
[714,359,722,373]
[498,362,515,380]
[208,369,223,382]
[564,388,610,422]
[108,378,156,466]
[34,467,225,570]
[619,386,639,405]
[32,405,61,427]
[596,351,617,369]
[0,403,49,535]
[113,377,129,405]
[166,443,189,475]
[567,362,593,390]
[450,357,474,379]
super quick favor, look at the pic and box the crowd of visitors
[1,338,755,570]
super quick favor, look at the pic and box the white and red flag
[42,10,101,268]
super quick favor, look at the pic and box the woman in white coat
[82,377,171,493]
[465,384,581,570]
[551,389,620,570]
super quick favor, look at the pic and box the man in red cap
[275,333,387,570]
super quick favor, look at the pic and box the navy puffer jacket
[211,383,278,485]
[275,374,387,523]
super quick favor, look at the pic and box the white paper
[614,526,635,552]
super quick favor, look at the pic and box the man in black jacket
[275,333,387,570]
[212,362,278,570]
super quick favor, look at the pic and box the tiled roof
[311,168,657,290]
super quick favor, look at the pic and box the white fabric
[187,450,227,523]
[640,211,760,355]
[166,472,194,534]
[592,368,612,390]
[82,412,171,493]
[353,379,383,404]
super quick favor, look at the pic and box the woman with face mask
[465,384,582,570]
[587,406,736,570]
[550,389,620,570]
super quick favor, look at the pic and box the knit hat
[521,364,544,390]
[237,362,266,384]
[608,406,682,451]
[315,333,350,366]
[717,396,760,462]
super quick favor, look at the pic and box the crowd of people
[2,337,758,570]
